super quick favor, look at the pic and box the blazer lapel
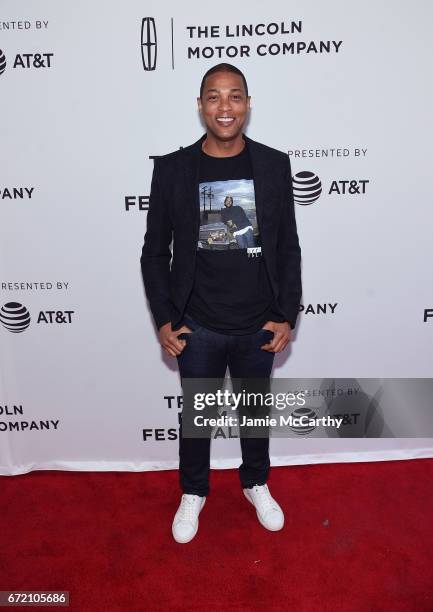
[243,134,265,243]
[182,133,206,237]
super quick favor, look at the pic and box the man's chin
[208,125,243,141]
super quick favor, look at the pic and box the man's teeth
[217,117,234,122]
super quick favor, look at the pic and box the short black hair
[199,63,249,99]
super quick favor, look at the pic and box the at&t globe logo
[289,407,318,435]
[0,50,6,76]
[0,302,31,333]
[293,171,322,205]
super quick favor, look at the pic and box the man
[140,63,302,544]
[220,195,255,249]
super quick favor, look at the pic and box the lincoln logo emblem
[141,17,157,71]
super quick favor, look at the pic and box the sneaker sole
[172,497,206,544]
[243,489,284,531]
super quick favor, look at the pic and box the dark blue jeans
[235,227,255,248]
[176,314,275,497]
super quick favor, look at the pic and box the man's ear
[197,96,202,113]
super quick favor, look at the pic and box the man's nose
[218,96,232,111]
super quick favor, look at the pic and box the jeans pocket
[178,315,202,339]
[259,328,274,342]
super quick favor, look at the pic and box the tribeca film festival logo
[125,150,161,210]
[125,154,161,211]
[424,309,433,323]
[0,49,54,76]
[125,195,149,212]
[0,302,74,333]
[142,395,183,442]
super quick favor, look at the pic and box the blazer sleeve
[277,154,302,330]
[140,157,173,329]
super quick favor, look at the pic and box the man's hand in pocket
[159,322,192,357]
[261,321,291,353]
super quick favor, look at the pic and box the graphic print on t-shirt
[197,179,260,251]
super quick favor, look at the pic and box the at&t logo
[293,171,322,205]
[0,302,74,333]
[0,49,6,75]
[292,170,370,206]
[0,302,30,333]
[0,49,54,76]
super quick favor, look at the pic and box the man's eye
[208,96,217,101]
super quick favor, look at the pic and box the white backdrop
[1,0,432,475]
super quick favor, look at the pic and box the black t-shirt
[184,139,285,335]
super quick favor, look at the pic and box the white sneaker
[172,494,206,543]
[243,484,284,531]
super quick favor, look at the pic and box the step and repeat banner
[1,0,432,475]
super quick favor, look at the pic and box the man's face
[224,198,233,208]
[197,71,250,142]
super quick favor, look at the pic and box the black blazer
[140,132,302,331]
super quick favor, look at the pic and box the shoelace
[252,485,277,514]
[177,494,200,522]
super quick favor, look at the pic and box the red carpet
[2,459,433,611]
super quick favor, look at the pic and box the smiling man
[140,63,302,543]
